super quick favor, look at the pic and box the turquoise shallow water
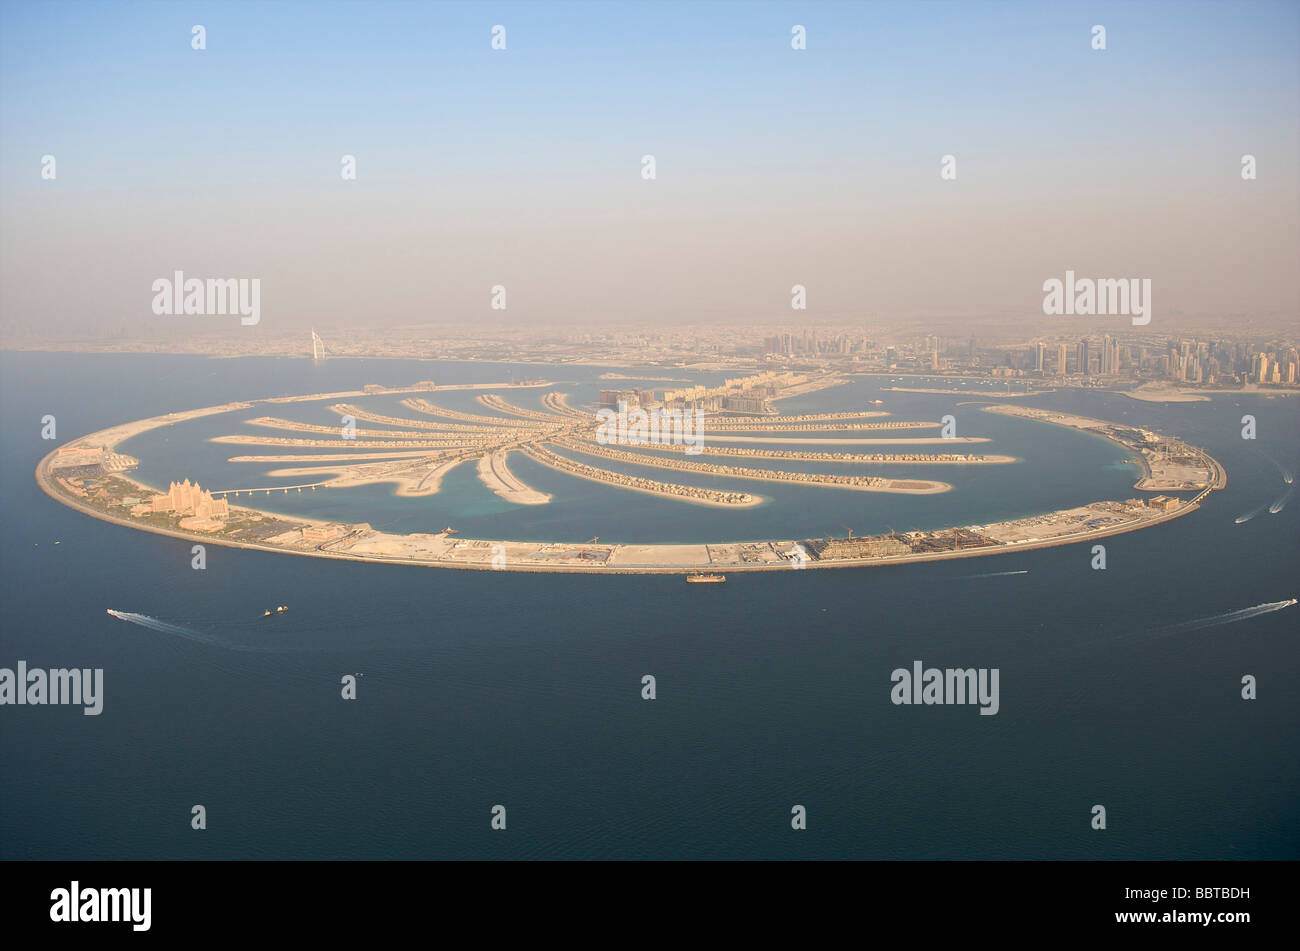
[2,352,1297,859]
[113,366,1135,544]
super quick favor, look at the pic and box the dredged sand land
[477,451,552,504]
[35,385,1226,574]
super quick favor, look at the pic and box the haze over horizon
[2,0,1297,343]
[3,2,1300,886]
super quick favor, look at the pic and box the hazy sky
[2,0,1297,340]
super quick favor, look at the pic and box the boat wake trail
[1233,482,1292,521]
[960,569,1029,579]
[1260,452,1294,485]
[107,610,212,639]
[106,610,292,653]
[1056,598,1296,659]
[1161,599,1297,635]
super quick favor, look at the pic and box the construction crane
[575,536,606,563]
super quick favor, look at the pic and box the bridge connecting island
[36,379,1225,574]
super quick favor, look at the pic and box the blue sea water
[1,352,1297,859]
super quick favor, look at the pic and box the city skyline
[3,0,1297,902]
[3,1,1298,342]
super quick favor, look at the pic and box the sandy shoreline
[982,404,1227,492]
[36,453,1209,574]
[549,438,952,494]
[706,435,991,445]
[476,451,551,504]
[518,443,763,508]
[36,386,1226,574]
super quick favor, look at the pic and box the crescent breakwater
[981,404,1227,492]
[36,386,1226,575]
